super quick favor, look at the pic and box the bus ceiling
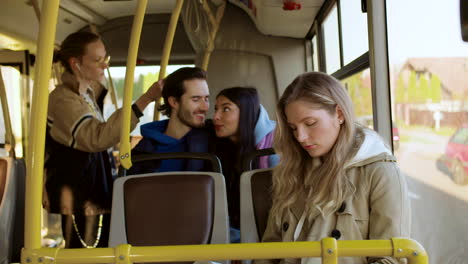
[0,0,326,56]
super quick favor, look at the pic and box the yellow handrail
[118,0,148,169]
[21,238,428,264]
[322,237,338,264]
[30,0,41,22]
[89,24,119,111]
[201,0,226,70]
[0,67,16,157]
[106,67,119,110]
[153,0,184,121]
[53,63,62,85]
[24,0,60,250]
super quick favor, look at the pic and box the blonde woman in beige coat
[257,72,411,264]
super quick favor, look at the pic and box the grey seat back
[11,158,26,263]
[0,157,15,264]
[109,171,230,263]
[240,168,273,244]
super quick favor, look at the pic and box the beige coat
[258,130,411,264]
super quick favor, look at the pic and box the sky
[108,65,191,79]
[386,0,468,65]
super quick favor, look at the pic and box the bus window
[339,0,368,65]
[311,36,319,72]
[0,66,23,157]
[322,4,340,74]
[387,0,468,262]
[341,68,374,128]
[105,64,194,136]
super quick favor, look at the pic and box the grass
[397,124,457,137]
[398,133,437,144]
[396,124,456,144]
[398,134,412,143]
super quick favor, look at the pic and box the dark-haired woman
[43,31,161,248]
[213,87,279,242]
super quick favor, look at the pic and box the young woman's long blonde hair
[270,72,363,224]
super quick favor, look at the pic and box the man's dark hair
[216,87,260,157]
[158,67,207,116]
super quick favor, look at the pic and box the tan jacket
[258,130,411,264]
[47,72,139,152]
[44,72,140,215]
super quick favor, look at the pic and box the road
[395,129,468,264]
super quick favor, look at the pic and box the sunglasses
[95,55,111,66]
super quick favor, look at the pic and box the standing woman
[258,72,410,264]
[213,87,279,240]
[43,31,160,248]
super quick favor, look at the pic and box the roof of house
[401,57,468,96]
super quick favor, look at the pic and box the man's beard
[177,107,206,128]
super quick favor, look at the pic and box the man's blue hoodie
[128,119,213,174]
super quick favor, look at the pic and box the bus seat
[109,171,230,264]
[11,158,26,263]
[241,148,276,172]
[0,157,15,264]
[240,168,273,244]
[0,158,7,205]
[240,148,276,245]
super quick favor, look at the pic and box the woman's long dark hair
[216,87,260,156]
[216,87,261,229]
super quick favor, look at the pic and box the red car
[441,125,468,185]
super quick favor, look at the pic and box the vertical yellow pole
[118,0,148,169]
[153,0,184,121]
[321,237,338,264]
[88,24,119,111]
[24,0,60,250]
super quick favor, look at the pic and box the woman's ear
[336,105,344,123]
[69,57,79,72]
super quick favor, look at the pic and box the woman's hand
[144,79,164,101]
[135,79,164,112]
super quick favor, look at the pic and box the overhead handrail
[201,0,226,70]
[0,67,16,158]
[89,24,119,111]
[24,0,59,250]
[153,0,184,121]
[118,0,148,169]
[21,238,428,264]
[29,0,41,22]
[105,68,119,110]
